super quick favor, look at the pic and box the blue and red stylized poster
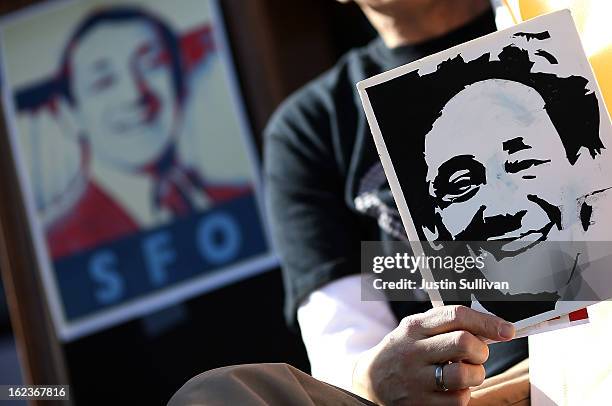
[0,0,276,340]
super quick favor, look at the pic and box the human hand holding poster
[357,10,612,333]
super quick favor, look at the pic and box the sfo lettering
[87,212,241,305]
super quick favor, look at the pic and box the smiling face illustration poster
[0,0,276,340]
[358,10,612,330]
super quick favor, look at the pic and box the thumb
[421,305,516,342]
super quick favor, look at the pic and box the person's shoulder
[265,41,376,139]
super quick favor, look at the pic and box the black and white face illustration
[360,11,612,325]
[423,79,571,256]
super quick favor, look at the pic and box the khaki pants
[169,359,529,406]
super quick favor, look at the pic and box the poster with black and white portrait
[358,10,612,330]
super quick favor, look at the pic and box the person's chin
[120,136,173,167]
[97,145,167,171]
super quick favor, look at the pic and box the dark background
[0,0,375,404]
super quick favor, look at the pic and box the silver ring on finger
[434,362,450,391]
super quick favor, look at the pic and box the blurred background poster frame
[0,0,276,342]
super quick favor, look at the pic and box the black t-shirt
[264,8,527,375]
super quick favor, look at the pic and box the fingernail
[499,322,515,339]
